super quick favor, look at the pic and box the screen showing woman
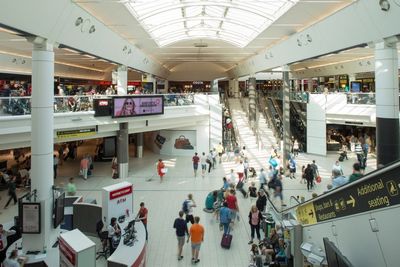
[114,98,137,117]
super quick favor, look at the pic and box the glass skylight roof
[125,0,299,48]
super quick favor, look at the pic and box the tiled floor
[0,98,376,267]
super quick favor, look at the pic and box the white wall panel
[307,94,326,155]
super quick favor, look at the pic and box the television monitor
[93,98,111,117]
[112,96,164,118]
[350,82,361,92]
[53,192,65,228]
[323,238,354,267]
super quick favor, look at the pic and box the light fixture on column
[379,0,390,11]
[89,25,96,34]
[75,17,83,26]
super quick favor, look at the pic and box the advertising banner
[112,96,164,118]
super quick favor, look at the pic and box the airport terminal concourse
[0,0,399,266]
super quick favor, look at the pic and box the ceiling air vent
[194,43,208,48]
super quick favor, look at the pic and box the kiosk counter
[107,217,146,267]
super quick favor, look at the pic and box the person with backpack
[183,194,196,224]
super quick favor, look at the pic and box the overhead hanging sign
[56,128,96,139]
[296,164,400,226]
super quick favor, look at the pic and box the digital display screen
[112,96,164,118]
[350,82,361,92]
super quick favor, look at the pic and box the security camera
[379,0,390,11]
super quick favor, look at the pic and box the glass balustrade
[0,93,196,117]
[346,92,376,105]
[261,90,309,103]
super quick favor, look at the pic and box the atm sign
[109,186,133,200]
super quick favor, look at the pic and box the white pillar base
[137,145,143,158]
[119,163,128,179]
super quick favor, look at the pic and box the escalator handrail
[279,159,400,215]
[290,195,301,205]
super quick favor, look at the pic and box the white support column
[307,78,313,92]
[233,79,239,98]
[375,39,400,166]
[117,65,127,95]
[164,80,169,93]
[25,40,55,251]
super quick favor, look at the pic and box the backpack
[182,200,189,214]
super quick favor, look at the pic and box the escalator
[257,95,282,140]
[290,102,307,152]
[271,98,283,121]
[291,102,306,126]
[266,160,400,267]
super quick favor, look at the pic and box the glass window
[125,0,299,47]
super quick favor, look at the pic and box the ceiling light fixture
[75,17,83,26]
[379,0,390,11]
[89,25,96,34]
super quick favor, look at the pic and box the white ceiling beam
[0,0,169,78]
[228,0,400,78]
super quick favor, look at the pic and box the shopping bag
[316,176,322,183]
[161,168,168,174]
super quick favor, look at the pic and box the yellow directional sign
[296,202,317,226]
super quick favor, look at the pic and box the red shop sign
[109,186,133,200]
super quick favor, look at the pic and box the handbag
[174,135,194,150]
[316,176,322,183]
[161,168,168,174]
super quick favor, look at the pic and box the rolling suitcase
[221,233,232,249]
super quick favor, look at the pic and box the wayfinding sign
[296,164,400,225]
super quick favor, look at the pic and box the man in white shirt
[185,194,197,224]
[331,161,343,177]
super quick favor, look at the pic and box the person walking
[173,211,189,261]
[258,168,267,191]
[288,157,296,179]
[4,176,17,209]
[225,189,239,226]
[243,158,249,181]
[200,152,207,178]
[157,159,165,183]
[53,154,59,179]
[310,160,319,183]
[184,194,197,224]
[256,189,267,213]
[111,156,118,179]
[136,202,148,241]
[219,202,232,235]
[192,152,200,177]
[67,177,76,196]
[216,142,224,163]
[189,216,204,264]
[305,164,314,191]
[248,205,263,244]
[331,160,343,177]
[212,148,217,169]
[80,156,89,180]
[206,151,213,173]
[0,224,16,263]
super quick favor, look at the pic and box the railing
[346,92,375,105]
[261,90,309,103]
[0,93,196,117]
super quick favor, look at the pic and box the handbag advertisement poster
[158,130,197,156]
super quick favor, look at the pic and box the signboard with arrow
[296,163,400,225]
